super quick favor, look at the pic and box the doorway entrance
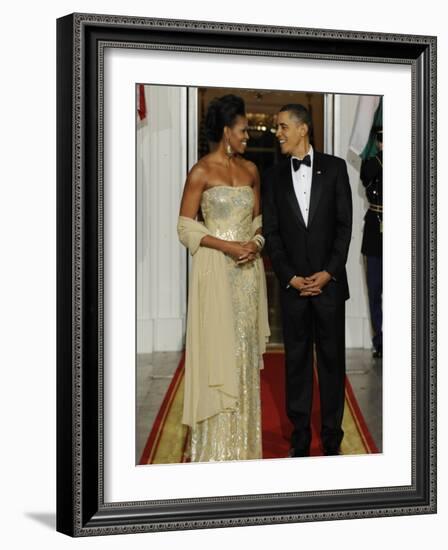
[196,88,325,344]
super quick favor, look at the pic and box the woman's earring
[226,141,233,157]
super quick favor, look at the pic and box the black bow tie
[292,155,311,171]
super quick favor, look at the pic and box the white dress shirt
[291,145,313,226]
[286,147,335,288]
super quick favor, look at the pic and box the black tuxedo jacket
[262,152,352,304]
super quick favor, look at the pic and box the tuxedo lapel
[281,160,306,229]
[308,152,325,227]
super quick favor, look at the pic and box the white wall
[137,85,187,352]
[334,94,373,348]
[1,1,445,550]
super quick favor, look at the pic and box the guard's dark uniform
[361,150,382,356]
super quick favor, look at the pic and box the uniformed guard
[361,127,383,359]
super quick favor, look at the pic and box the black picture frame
[56,12,437,536]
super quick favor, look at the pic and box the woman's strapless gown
[188,185,262,462]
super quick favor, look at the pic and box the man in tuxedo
[262,104,352,457]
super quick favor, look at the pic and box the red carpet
[140,350,378,464]
[261,350,378,457]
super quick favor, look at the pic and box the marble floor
[136,349,382,462]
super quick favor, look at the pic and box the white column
[334,94,372,349]
[137,85,188,353]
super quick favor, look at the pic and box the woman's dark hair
[204,94,246,143]
[279,103,313,138]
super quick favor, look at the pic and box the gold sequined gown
[189,185,262,462]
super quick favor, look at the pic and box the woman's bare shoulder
[240,158,259,181]
[190,154,218,176]
[187,157,210,182]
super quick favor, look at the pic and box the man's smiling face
[275,110,308,156]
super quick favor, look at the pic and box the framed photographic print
[56,13,436,536]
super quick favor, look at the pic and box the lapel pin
[317,170,322,175]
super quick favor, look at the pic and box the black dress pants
[280,290,346,452]
[365,255,383,353]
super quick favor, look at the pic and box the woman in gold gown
[177,94,270,462]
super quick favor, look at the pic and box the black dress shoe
[288,447,310,458]
[323,447,341,456]
[372,348,382,359]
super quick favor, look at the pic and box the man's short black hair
[279,104,313,137]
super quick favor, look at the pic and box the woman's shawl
[177,215,270,427]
